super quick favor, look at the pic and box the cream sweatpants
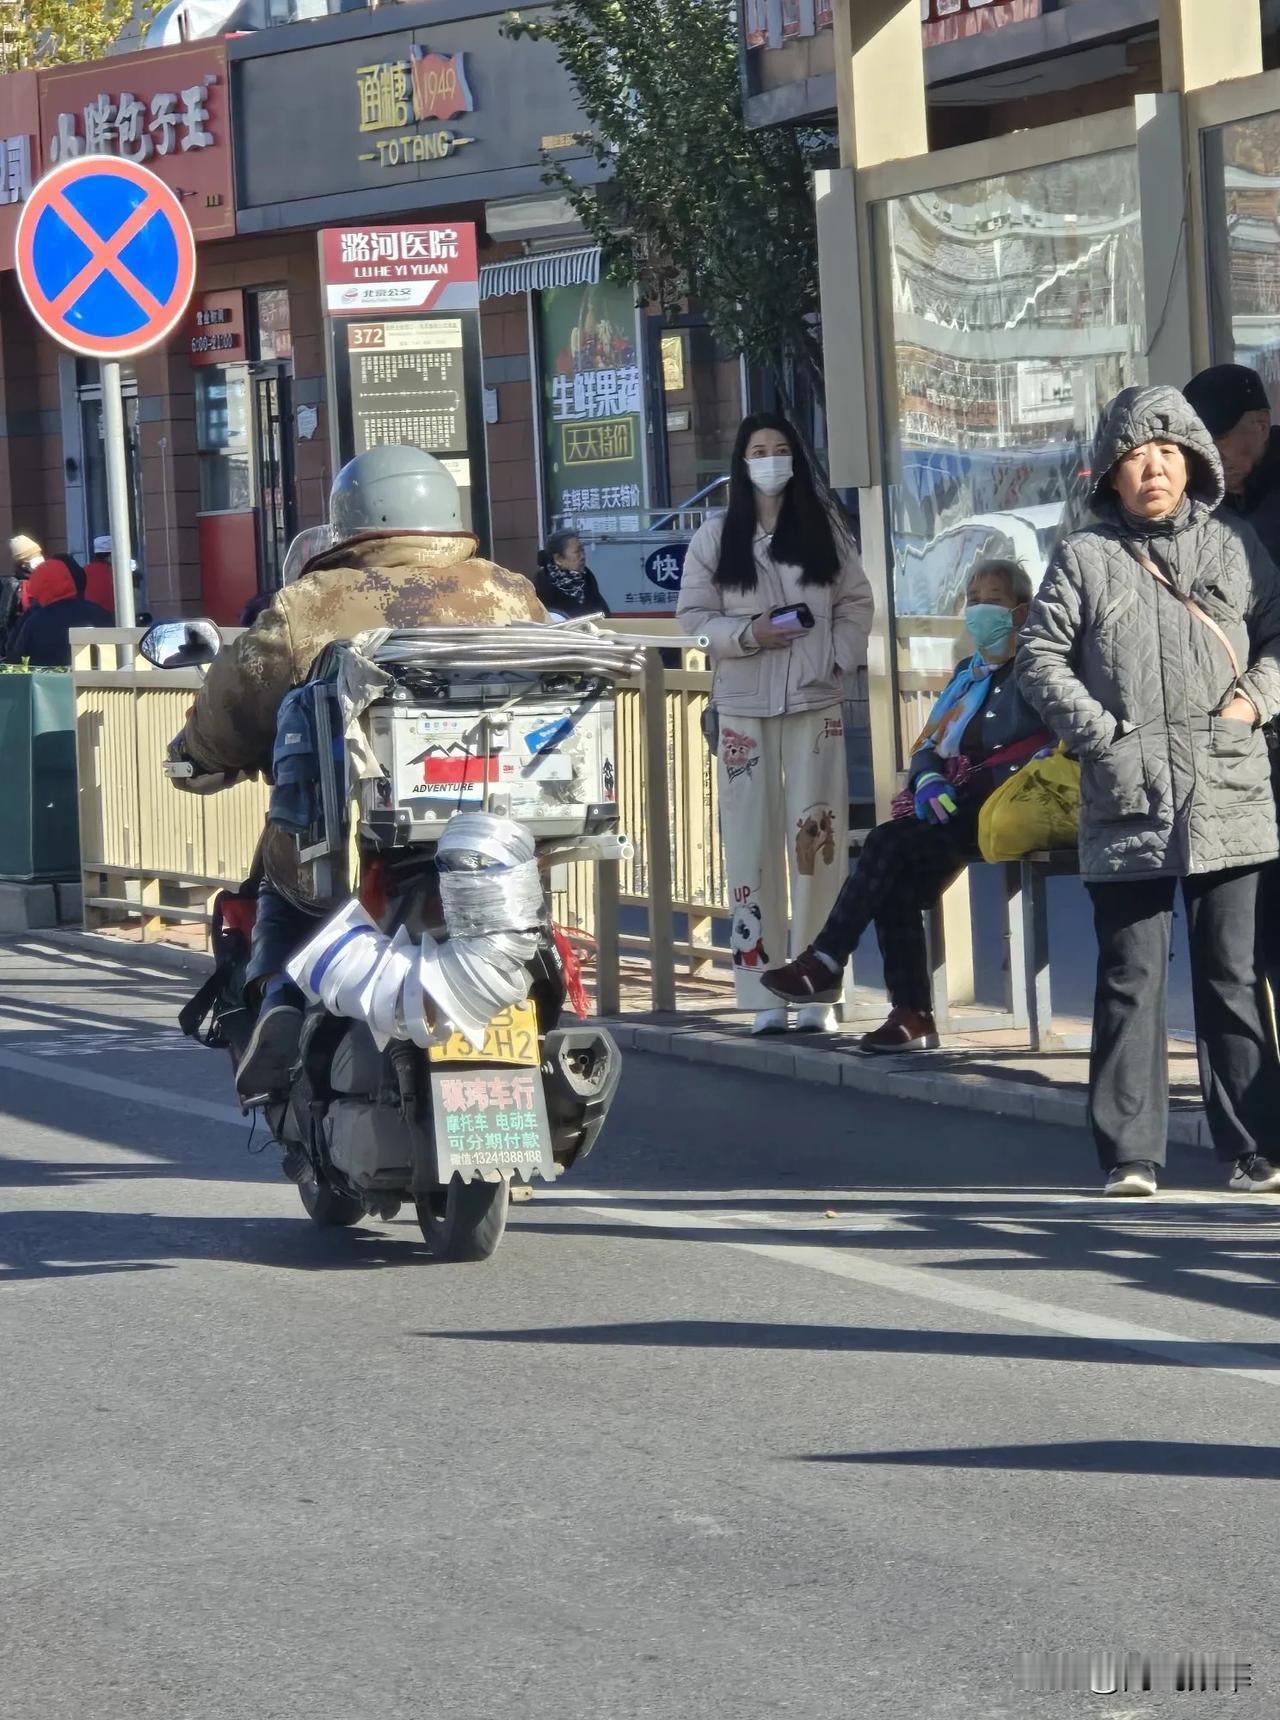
[717,705,849,1010]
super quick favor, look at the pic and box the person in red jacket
[83,536,118,619]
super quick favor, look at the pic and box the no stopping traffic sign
[15,155,197,359]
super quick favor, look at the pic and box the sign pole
[15,157,196,630]
[100,362,136,629]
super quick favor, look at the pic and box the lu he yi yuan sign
[319,221,479,314]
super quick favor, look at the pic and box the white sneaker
[795,1004,837,1034]
[751,1007,789,1037]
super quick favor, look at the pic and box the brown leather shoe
[761,947,842,1005]
[859,1007,939,1054]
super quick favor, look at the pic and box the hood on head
[1089,384,1224,514]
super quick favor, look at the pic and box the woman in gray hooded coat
[1018,384,1280,1198]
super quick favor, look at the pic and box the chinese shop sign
[37,42,233,240]
[354,46,476,172]
[538,279,646,539]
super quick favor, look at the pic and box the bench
[839,832,1085,1054]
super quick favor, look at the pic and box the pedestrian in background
[535,528,610,619]
[4,557,110,667]
[764,559,1046,1051]
[1,534,39,653]
[1019,384,1280,1198]
[1184,363,1280,1004]
[1183,364,1280,563]
[677,411,873,1036]
[83,536,119,619]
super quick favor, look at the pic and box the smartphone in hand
[769,602,815,636]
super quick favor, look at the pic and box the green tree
[0,0,152,72]
[505,0,826,399]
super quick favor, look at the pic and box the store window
[1203,112,1280,393]
[872,149,1146,761]
[75,360,144,597]
[195,366,252,513]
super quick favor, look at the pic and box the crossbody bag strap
[1127,543,1242,684]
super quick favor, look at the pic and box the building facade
[0,0,741,621]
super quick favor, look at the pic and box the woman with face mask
[677,412,873,1034]
[763,559,1049,1049]
[1019,384,1280,1199]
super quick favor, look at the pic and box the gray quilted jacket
[1017,385,1280,881]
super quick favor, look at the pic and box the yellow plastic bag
[978,743,1080,863]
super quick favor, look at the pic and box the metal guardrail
[69,628,729,1014]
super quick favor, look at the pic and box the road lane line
[573,1204,1280,1389]
[0,1047,245,1127]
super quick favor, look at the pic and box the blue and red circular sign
[15,156,197,360]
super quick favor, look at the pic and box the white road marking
[0,1047,245,1127]
[570,1203,1280,1390]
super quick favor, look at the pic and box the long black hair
[712,412,846,592]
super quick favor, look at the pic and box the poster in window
[537,279,646,540]
[744,0,769,49]
[921,0,1040,46]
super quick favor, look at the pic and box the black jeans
[1087,867,1280,1170]
[812,805,981,1013]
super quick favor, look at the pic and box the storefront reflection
[873,151,1146,760]
[1205,111,1280,397]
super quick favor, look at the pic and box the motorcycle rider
[176,445,546,1103]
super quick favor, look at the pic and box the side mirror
[139,619,223,669]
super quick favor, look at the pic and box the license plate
[428,1000,541,1066]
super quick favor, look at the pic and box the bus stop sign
[14,155,197,359]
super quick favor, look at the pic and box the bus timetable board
[329,307,486,543]
[345,318,474,527]
[320,221,488,551]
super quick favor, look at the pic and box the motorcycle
[140,617,629,1263]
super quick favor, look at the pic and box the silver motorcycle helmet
[329,445,464,541]
[280,524,335,585]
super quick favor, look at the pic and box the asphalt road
[1,935,1278,1719]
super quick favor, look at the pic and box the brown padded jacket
[184,531,545,776]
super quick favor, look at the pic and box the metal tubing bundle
[286,811,546,1052]
[369,623,647,681]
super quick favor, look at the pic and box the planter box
[0,672,79,880]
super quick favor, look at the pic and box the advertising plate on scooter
[428,1000,541,1066]
[430,1064,556,1184]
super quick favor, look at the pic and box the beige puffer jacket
[676,515,873,717]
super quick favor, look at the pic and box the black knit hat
[1184,364,1271,438]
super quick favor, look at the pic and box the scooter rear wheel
[416,1176,509,1261]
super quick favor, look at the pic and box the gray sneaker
[1104,1161,1158,1197]
[1229,1154,1280,1193]
[236,1002,303,1106]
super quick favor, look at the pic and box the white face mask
[746,455,793,496]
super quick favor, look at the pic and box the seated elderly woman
[764,557,1049,1051]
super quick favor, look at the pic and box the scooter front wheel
[297,1165,364,1228]
[416,1176,509,1261]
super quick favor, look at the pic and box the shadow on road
[0,1208,437,1281]
[796,1440,1280,1479]
[417,1316,1280,1369]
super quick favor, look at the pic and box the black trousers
[1087,867,1280,1170]
[812,806,981,1013]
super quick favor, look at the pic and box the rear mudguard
[541,1025,621,1170]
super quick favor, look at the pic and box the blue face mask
[965,602,1015,656]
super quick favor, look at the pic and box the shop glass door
[252,367,296,592]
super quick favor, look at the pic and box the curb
[25,927,213,980]
[603,1019,1212,1151]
